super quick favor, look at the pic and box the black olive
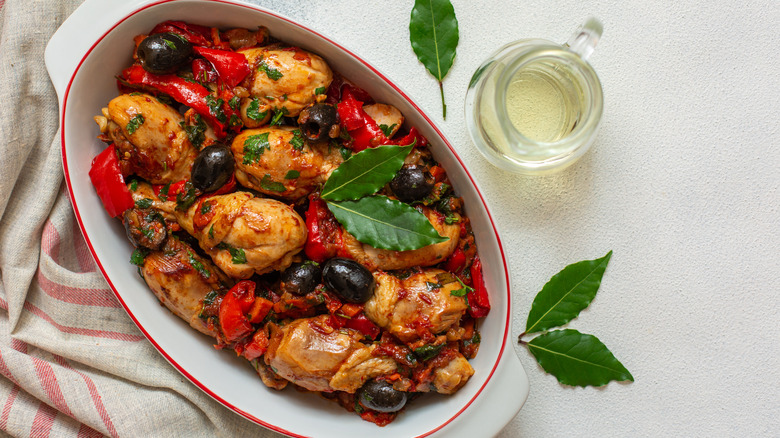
[390,165,434,203]
[358,380,407,413]
[297,103,338,141]
[191,144,234,192]
[322,258,374,303]
[123,208,167,250]
[280,261,322,296]
[137,33,192,74]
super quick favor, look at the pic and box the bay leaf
[326,196,448,251]
[410,0,459,118]
[525,251,612,334]
[527,329,633,387]
[321,144,413,202]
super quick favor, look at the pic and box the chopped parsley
[450,278,473,297]
[270,107,287,126]
[258,60,283,80]
[314,86,326,95]
[379,123,397,137]
[413,344,444,361]
[246,98,268,121]
[425,281,442,291]
[242,132,271,165]
[229,114,241,127]
[163,39,176,50]
[208,224,215,239]
[130,248,148,266]
[158,181,173,201]
[204,95,227,123]
[284,170,300,179]
[187,250,210,278]
[260,174,286,193]
[228,96,241,110]
[175,181,198,211]
[217,242,247,264]
[179,114,206,149]
[289,129,304,150]
[339,144,352,161]
[129,179,138,192]
[126,114,145,135]
[135,198,153,209]
[136,226,154,239]
[200,201,212,215]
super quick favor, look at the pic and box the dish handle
[45,0,152,99]
[436,347,529,437]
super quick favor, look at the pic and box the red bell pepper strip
[150,20,212,47]
[247,297,273,324]
[121,65,229,138]
[341,83,374,105]
[344,313,381,339]
[466,258,491,318]
[240,330,269,361]
[152,179,188,201]
[304,197,342,262]
[88,145,135,218]
[192,58,218,84]
[192,46,250,88]
[442,247,466,273]
[219,280,257,343]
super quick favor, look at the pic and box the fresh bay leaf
[525,251,612,334]
[326,195,448,251]
[527,329,633,387]
[321,144,413,201]
[410,0,459,119]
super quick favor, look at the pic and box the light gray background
[242,0,780,436]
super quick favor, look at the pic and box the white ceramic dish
[45,0,529,436]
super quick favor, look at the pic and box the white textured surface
[247,0,778,436]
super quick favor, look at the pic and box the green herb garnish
[242,132,271,165]
[217,242,247,264]
[180,114,207,149]
[285,170,300,179]
[290,129,304,150]
[258,61,283,80]
[260,174,286,193]
[126,114,145,135]
[135,198,153,209]
[270,107,287,125]
[413,343,444,361]
[175,181,198,211]
[130,248,148,266]
[187,250,210,278]
[205,95,227,123]
[314,86,327,95]
[379,123,397,137]
[247,98,268,121]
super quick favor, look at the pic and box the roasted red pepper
[121,65,231,138]
[219,280,257,343]
[466,258,491,318]
[240,330,269,361]
[191,58,218,84]
[442,247,466,273]
[152,179,187,201]
[304,197,342,262]
[247,296,273,324]
[150,20,212,47]
[192,46,250,88]
[88,144,135,218]
[344,313,381,339]
[337,91,426,151]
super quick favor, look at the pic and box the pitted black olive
[297,103,338,141]
[191,144,234,192]
[123,208,167,250]
[280,261,322,296]
[358,379,408,413]
[322,258,374,303]
[137,33,193,74]
[390,165,434,203]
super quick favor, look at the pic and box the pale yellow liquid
[504,63,581,143]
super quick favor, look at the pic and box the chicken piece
[128,180,176,218]
[140,238,230,337]
[265,315,396,393]
[239,46,332,125]
[251,359,289,390]
[232,126,342,200]
[96,93,199,184]
[365,270,468,343]
[175,192,306,278]
[341,208,460,271]
[432,353,474,394]
[363,103,403,138]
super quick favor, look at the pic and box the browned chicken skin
[140,238,230,337]
[342,208,461,271]
[265,315,396,393]
[232,126,342,200]
[239,46,333,126]
[97,93,199,184]
[175,192,306,278]
[364,269,469,343]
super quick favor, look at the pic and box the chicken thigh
[96,93,199,184]
[175,192,306,278]
[232,127,342,200]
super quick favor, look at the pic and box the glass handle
[564,17,603,61]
